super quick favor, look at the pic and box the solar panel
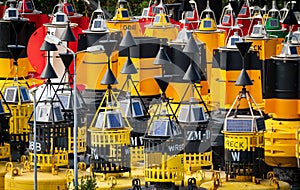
[20,87,30,102]
[203,20,212,28]
[252,26,261,34]
[171,120,181,136]
[4,88,17,102]
[281,46,287,55]
[186,11,194,18]
[132,101,143,117]
[142,8,148,17]
[255,117,265,131]
[95,112,104,128]
[58,94,70,109]
[165,16,170,23]
[107,113,122,128]
[121,10,129,17]
[120,101,128,116]
[26,1,33,10]
[290,46,298,54]
[178,107,189,122]
[230,37,240,46]
[8,10,17,17]
[154,15,160,23]
[37,106,51,122]
[225,119,253,132]
[93,20,102,28]
[192,107,205,122]
[66,5,74,13]
[53,106,64,121]
[0,102,4,114]
[222,15,230,24]
[270,19,279,27]
[151,120,168,136]
[56,14,65,22]
[239,7,247,15]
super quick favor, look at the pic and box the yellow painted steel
[4,163,68,190]
[193,32,225,88]
[89,128,131,146]
[0,58,32,78]
[297,127,300,168]
[144,153,184,184]
[112,8,131,21]
[0,144,10,160]
[130,146,144,166]
[152,13,172,27]
[224,132,264,151]
[28,150,68,171]
[193,32,225,63]
[7,104,32,136]
[68,126,86,154]
[264,119,299,167]
[125,57,161,97]
[106,21,143,37]
[0,171,5,190]
[264,99,300,119]
[244,38,283,60]
[210,69,263,109]
[199,18,217,31]
[200,178,290,190]
[77,51,119,91]
[165,82,191,103]
[184,151,213,172]
[86,167,145,190]
[144,27,178,41]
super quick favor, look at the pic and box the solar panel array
[20,87,30,102]
[0,102,4,114]
[225,119,253,132]
[256,117,265,131]
[132,102,143,117]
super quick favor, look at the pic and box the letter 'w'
[231,152,240,162]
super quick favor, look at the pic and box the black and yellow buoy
[1,44,33,161]
[193,0,226,86]
[4,60,71,190]
[143,75,184,189]
[263,14,300,186]
[201,41,290,190]
[87,62,136,188]
[118,32,150,167]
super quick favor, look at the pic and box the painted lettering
[168,144,184,152]
[186,130,210,141]
[231,152,240,162]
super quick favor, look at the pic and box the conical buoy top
[121,56,137,74]
[235,41,252,57]
[183,63,201,83]
[7,45,25,61]
[153,46,172,65]
[154,75,172,93]
[59,53,73,69]
[40,63,58,79]
[235,69,253,86]
[60,22,76,42]
[183,35,199,54]
[40,40,58,51]
[100,40,117,57]
[101,68,118,85]
[119,30,136,47]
